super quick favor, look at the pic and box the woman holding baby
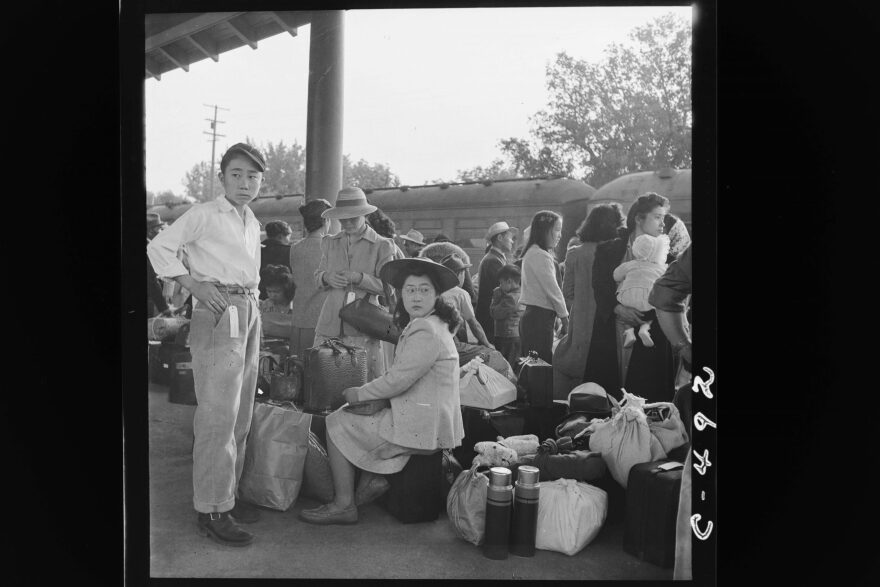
[584,192,688,403]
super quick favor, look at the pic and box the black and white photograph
[135,2,713,582]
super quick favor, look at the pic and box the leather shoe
[230,500,261,524]
[355,475,390,506]
[298,504,358,525]
[197,512,254,546]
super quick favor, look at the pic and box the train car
[586,168,692,234]
[147,169,690,261]
[149,177,598,261]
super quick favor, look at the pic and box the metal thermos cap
[516,465,540,485]
[489,467,512,487]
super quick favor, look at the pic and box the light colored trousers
[189,292,261,513]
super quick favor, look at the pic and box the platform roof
[144,11,312,80]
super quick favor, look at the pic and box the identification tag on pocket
[345,291,356,305]
[229,305,240,338]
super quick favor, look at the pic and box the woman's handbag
[302,338,369,413]
[338,294,401,344]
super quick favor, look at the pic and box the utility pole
[203,104,229,200]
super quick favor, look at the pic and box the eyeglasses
[402,285,434,296]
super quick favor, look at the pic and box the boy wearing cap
[147,142,267,547]
[475,221,518,344]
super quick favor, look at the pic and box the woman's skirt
[519,305,557,364]
[326,407,435,475]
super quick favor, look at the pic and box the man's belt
[213,284,257,296]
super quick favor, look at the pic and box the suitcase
[380,451,442,523]
[516,352,553,407]
[301,338,368,414]
[168,348,197,405]
[623,460,684,568]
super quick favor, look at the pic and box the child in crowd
[613,233,670,348]
[259,264,296,339]
[439,254,494,348]
[489,264,524,366]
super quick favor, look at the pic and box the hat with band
[398,229,427,246]
[321,187,378,219]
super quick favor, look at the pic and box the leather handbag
[338,294,401,344]
[302,338,369,414]
[269,356,305,403]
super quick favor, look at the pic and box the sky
[144,5,692,195]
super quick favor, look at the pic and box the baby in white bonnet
[613,233,670,348]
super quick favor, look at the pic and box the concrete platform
[147,383,672,580]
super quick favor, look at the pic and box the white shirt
[147,196,262,289]
[518,246,569,318]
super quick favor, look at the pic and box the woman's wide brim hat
[380,258,460,294]
[322,187,378,219]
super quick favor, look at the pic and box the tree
[454,159,520,182]
[183,161,223,202]
[260,139,306,196]
[502,13,691,187]
[156,189,185,205]
[343,156,400,189]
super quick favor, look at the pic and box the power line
[203,104,229,199]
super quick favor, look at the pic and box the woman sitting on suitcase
[299,258,466,525]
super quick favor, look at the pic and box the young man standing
[147,142,266,547]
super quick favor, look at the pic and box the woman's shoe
[298,503,358,525]
[355,475,390,506]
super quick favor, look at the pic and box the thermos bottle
[509,465,541,557]
[483,467,513,560]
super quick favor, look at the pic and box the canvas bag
[535,478,608,556]
[587,391,667,488]
[446,462,491,546]
[459,356,517,409]
[239,400,311,511]
[644,401,689,455]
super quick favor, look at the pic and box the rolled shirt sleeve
[147,210,203,279]
[648,245,692,313]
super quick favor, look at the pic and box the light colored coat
[355,314,465,451]
[553,242,599,398]
[313,224,396,338]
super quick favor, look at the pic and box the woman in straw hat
[299,258,465,525]
[313,187,397,380]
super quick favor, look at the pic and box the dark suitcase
[623,460,684,568]
[168,348,197,405]
[380,451,442,523]
[302,338,368,414]
[516,352,553,407]
[453,402,568,469]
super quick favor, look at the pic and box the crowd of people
[146,143,693,555]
